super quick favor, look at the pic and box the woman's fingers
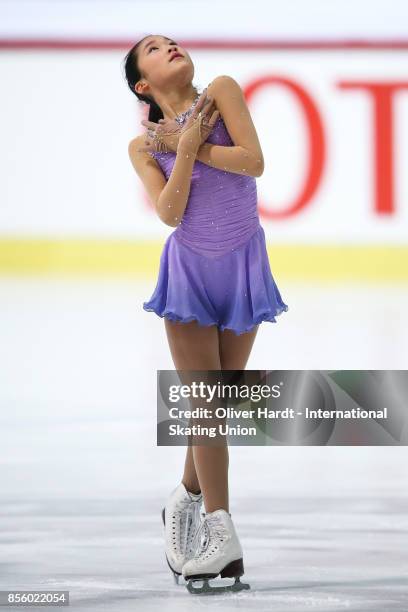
[198,102,218,132]
[191,99,214,125]
[141,90,213,126]
[203,96,214,109]
[198,94,212,113]
[181,101,217,141]
[208,109,220,126]
[200,99,214,115]
[141,119,159,130]
[191,90,210,116]
[204,100,217,121]
[140,89,217,147]
[196,88,208,107]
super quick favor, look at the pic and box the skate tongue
[180,483,202,501]
[189,491,202,500]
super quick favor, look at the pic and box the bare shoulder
[127,133,157,172]
[127,132,167,213]
[207,75,242,100]
[127,132,166,191]
[128,133,145,157]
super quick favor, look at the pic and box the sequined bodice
[151,94,260,258]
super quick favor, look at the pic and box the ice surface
[0,278,407,610]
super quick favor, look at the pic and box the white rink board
[0,49,407,243]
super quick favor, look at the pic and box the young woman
[124,34,288,594]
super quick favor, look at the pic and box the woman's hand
[178,92,220,155]
[139,116,181,153]
[136,89,219,155]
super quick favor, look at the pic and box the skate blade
[186,576,250,595]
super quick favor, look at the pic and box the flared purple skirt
[143,225,288,335]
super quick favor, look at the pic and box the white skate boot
[161,483,203,584]
[182,508,250,595]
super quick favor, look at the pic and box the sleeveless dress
[143,92,289,335]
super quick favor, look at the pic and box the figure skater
[123,34,288,595]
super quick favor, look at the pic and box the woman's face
[135,34,194,94]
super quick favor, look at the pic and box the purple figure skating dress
[143,94,289,335]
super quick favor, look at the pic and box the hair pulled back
[122,36,165,122]
[122,35,198,125]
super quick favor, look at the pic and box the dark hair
[122,35,164,123]
[122,35,198,124]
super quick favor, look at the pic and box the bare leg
[164,320,226,511]
[164,319,259,514]
[182,446,201,495]
[218,325,259,370]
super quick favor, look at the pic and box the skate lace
[190,514,229,559]
[177,498,203,558]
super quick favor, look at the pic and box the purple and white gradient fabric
[143,101,289,335]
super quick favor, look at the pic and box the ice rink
[1,278,407,610]
[1,0,408,608]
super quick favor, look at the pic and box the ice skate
[161,482,204,584]
[182,508,250,595]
